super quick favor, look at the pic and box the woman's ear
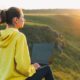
[12,17,18,25]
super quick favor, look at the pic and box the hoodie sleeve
[15,33,36,77]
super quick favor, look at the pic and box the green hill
[24,11,80,49]
[23,9,80,80]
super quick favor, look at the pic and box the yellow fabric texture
[0,28,36,80]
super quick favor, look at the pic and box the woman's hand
[32,63,41,70]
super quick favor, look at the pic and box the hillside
[23,9,80,80]
[24,12,80,49]
[20,21,80,80]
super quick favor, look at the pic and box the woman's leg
[26,65,54,80]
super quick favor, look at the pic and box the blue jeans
[26,65,54,80]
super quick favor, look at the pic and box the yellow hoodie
[0,28,36,80]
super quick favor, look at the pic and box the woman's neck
[6,24,17,29]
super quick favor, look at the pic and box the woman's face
[14,10,25,29]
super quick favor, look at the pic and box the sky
[0,0,80,10]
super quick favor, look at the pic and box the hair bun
[0,10,7,24]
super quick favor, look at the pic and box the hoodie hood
[0,28,19,47]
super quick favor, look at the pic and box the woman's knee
[42,65,51,73]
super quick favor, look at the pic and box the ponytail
[0,10,7,24]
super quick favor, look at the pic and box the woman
[0,7,54,80]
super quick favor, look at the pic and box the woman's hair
[0,7,22,25]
